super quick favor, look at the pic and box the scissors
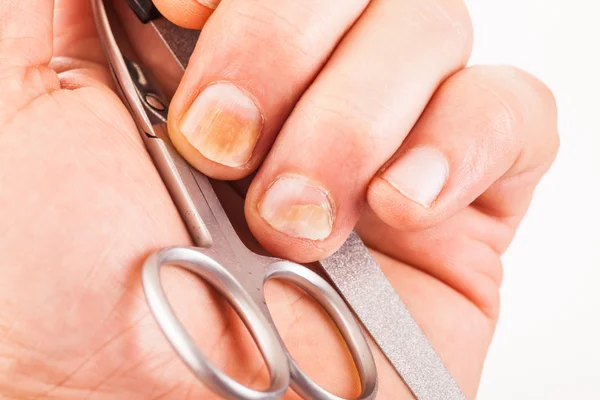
[91,0,378,399]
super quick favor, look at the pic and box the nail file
[320,232,466,400]
[128,7,467,399]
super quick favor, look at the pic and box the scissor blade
[149,18,199,69]
[139,13,466,400]
[123,0,199,68]
[94,0,217,248]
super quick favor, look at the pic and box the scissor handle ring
[142,246,289,400]
[266,262,378,400]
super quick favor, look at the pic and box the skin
[0,0,558,399]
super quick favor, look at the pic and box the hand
[0,0,558,399]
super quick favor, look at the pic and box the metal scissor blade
[93,0,214,248]
[96,0,259,265]
[133,10,466,400]
[149,18,199,69]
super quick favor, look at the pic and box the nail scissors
[91,1,378,399]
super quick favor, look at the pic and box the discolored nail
[179,82,263,167]
[258,175,334,241]
[382,147,449,208]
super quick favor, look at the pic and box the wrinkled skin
[0,0,558,399]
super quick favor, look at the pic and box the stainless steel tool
[93,1,376,399]
[94,1,467,399]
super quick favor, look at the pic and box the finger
[368,65,559,231]
[153,0,218,30]
[0,0,53,69]
[370,248,496,400]
[244,0,473,262]
[167,0,371,179]
[357,205,506,321]
[0,0,59,126]
[50,0,110,89]
[53,0,104,64]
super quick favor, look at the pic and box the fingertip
[243,174,351,263]
[244,210,342,264]
[153,0,215,29]
[367,145,451,231]
[167,124,258,181]
[167,82,265,181]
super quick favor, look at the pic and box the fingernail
[258,175,334,241]
[179,82,263,167]
[382,147,449,208]
[197,0,220,10]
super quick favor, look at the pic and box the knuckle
[302,95,385,181]
[499,66,557,115]
[466,66,523,140]
[226,1,325,64]
[454,67,518,134]
[473,65,558,137]
[414,0,474,61]
[454,65,560,163]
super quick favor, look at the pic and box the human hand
[0,0,558,399]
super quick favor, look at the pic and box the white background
[463,1,600,399]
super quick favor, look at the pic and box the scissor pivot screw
[145,93,166,111]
